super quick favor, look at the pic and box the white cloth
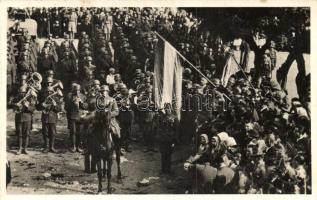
[106,74,115,85]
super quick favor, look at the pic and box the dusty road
[6,110,191,194]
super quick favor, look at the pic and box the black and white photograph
[4,4,313,195]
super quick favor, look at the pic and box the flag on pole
[153,36,183,120]
[221,54,241,87]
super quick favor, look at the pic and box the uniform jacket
[39,95,62,123]
[13,94,37,122]
[65,92,88,120]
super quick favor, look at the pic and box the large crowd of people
[7,7,311,194]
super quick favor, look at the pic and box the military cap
[46,77,53,83]
[145,87,152,93]
[47,70,54,75]
[100,85,109,92]
[139,73,145,78]
[19,85,28,93]
[213,78,221,85]
[265,49,270,55]
[93,80,100,85]
[118,83,127,90]
[135,68,142,74]
[121,88,129,94]
[21,74,28,80]
[184,68,191,74]
[72,84,81,91]
[146,71,152,77]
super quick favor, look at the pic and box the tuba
[27,72,43,91]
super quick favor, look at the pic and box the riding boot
[91,156,97,173]
[49,134,57,153]
[70,134,76,152]
[43,135,49,153]
[76,134,83,153]
[16,137,23,155]
[84,153,91,173]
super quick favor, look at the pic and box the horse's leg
[107,152,113,194]
[96,158,102,193]
[102,158,106,178]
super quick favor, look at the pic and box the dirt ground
[6,109,193,194]
[6,52,310,194]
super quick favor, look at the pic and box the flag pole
[154,31,232,101]
[230,53,256,90]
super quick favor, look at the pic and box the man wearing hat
[97,84,121,150]
[106,68,116,85]
[64,84,88,152]
[83,56,96,76]
[38,85,62,153]
[60,50,78,92]
[82,80,100,173]
[116,86,134,152]
[81,70,95,96]
[18,51,35,75]
[7,52,17,102]
[38,48,56,74]
[12,85,37,155]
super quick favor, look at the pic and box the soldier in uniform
[156,103,179,174]
[18,51,36,76]
[117,87,134,152]
[64,84,88,152]
[38,47,56,74]
[12,85,37,155]
[83,80,100,173]
[38,86,62,153]
[60,51,78,92]
[81,70,95,95]
[7,52,17,102]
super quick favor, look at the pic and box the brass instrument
[14,89,37,113]
[51,80,64,90]
[43,88,63,114]
[26,72,43,91]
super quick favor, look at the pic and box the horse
[80,110,122,194]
